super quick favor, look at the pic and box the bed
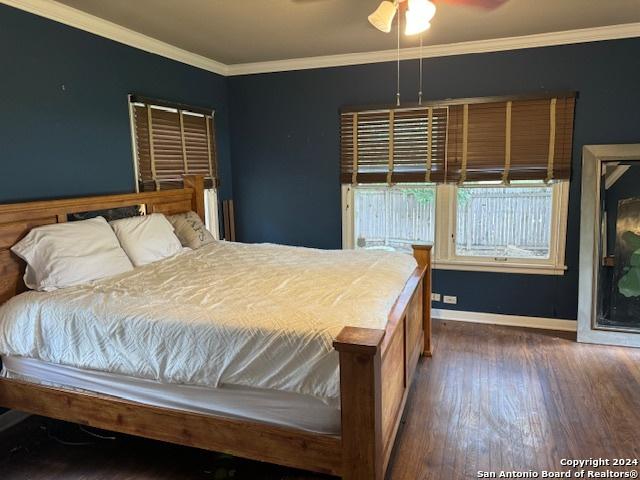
[0,175,432,480]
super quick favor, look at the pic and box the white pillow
[11,216,134,292]
[109,214,182,267]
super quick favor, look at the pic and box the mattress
[0,241,416,406]
[0,355,341,435]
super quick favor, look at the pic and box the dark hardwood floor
[1,320,639,479]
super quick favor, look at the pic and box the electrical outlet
[443,295,457,305]
[431,293,441,302]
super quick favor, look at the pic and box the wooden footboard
[334,245,432,480]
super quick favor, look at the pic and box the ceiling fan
[369,0,509,35]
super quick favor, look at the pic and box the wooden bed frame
[0,175,432,480]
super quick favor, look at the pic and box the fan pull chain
[396,5,401,107]
[418,34,423,105]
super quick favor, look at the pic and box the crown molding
[227,22,640,75]
[0,0,230,75]
[2,0,640,78]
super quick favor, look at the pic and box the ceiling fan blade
[437,0,509,10]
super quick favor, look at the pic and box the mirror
[597,161,640,332]
[579,145,640,348]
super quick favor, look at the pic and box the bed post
[183,174,205,221]
[333,327,385,480]
[412,244,433,356]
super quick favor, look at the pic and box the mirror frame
[578,144,640,347]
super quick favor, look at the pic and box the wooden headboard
[0,175,205,305]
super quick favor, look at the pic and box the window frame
[341,183,437,252]
[204,188,221,240]
[435,181,569,275]
[342,181,570,276]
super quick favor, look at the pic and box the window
[343,181,569,274]
[436,181,569,274]
[128,95,220,237]
[456,183,553,258]
[340,93,575,275]
[343,184,436,254]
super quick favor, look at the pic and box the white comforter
[0,241,416,406]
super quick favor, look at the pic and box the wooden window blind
[341,93,575,185]
[446,95,575,183]
[131,97,218,191]
[340,106,448,184]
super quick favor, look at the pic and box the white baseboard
[0,410,30,432]
[432,308,577,332]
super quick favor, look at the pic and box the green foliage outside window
[619,231,640,298]
[404,188,434,205]
[457,188,472,206]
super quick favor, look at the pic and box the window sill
[433,260,567,276]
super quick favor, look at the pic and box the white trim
[227,23,640,76]
[0,409,30,432]
[432,308,577,332]
[127,96,140,193]
[555,180,570,269]
[204,188,221,240]
[433,260,566,276]
[2,0,639,76]
[341,184,354,249]
[434,183,456,261]
[1,0,229,75]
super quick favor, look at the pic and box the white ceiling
[52,0,640,65]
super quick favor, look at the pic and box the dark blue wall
[229,38,640,320]
[0,4,232,203]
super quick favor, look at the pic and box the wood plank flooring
[1,320,639,479]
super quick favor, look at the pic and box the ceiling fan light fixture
[405,14,431,35]
[368,1,397,33]
[408,0,436,19]
[405,0,436,35]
